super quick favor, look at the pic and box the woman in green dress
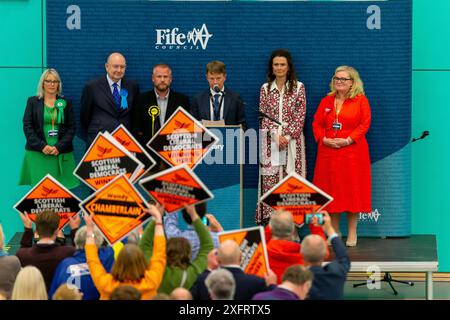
[19,68,79,189]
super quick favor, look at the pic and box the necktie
[112,83,121,109]
[213,93,221,120]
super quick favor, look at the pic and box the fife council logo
[155,24,213,50]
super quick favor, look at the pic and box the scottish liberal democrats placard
[259,173,333,226]
[14,174,81,230]
[147,107,218,169]
[111,124,156,181]
[74,132,144,190]
[218,226,269,278]
[138,165,213,214]
[79,174,152,245]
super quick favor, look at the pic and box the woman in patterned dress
[256,49,307,225]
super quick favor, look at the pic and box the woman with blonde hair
[0,223,21,299]
[11,266,48,300]
[312,66,372,247]
[18,68,79,189]
[84,205,166,300]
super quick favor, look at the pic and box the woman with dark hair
[84,205,166,299]
[18,68,79,189]
[140,204,214,294]
[256,49,307,226]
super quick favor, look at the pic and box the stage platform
[328,235,438,300]
[7,233,438,299]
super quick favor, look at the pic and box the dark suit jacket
[190,88,247,130]
[23,96,76,153]
[16,227,77,291]
[80,75,139,147]
[308,236,351,300]
[190,266,270,300]
[131,89,190,148]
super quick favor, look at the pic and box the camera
[305,213,324,225]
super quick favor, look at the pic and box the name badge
[332,122,342,130]
[48,129,59,137]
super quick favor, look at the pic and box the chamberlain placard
[138,165,213,213]
[74,132,144,190]
[260,172,333,226]
[14,174,81,230]
[111,124,156,180]
[79,174,152,245]
[218,226,269,278]
[147,107,219,169]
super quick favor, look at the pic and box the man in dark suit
[190,60,247,130]
[190,240,276,300]
[80,52,140,147]
[132,63,190,173]
[301,212,351,300]
[132,63,190,148]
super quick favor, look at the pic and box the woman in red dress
[312,66,371,247]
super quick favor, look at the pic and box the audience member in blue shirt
[164,202,222,259]
[48,225,114,300]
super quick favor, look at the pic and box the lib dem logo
[155,24,213,50]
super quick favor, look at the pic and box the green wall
[1,0,449,271]
[0,0,46,248]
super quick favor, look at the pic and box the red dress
[312,94,372,213]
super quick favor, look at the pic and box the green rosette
[54,99,67,124]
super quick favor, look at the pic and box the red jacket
[265,225,329,284]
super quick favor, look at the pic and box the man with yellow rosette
[132,63,190,173]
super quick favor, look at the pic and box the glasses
[333,77,352,83]
[44,80,60,84]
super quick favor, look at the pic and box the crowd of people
[0,205,350,300]
[5,48,373,300]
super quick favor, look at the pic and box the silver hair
[36,68,62,98]
[301,234,327,263]
[205,268,236,300]
[74,226,104,249]
[269,210,295,239]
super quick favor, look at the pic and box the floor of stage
[330,235,438,300]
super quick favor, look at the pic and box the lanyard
[45,105,57,130]
[334,98,344,122]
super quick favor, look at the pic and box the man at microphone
[132,63,190,173]
[191,60,247,130]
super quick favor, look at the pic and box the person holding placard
[312,66,372,247]
[256,49,307,226]
[19,68,79,189]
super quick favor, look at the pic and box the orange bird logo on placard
[287,183,303,193]
[175,120,189,129]
[172,173,189,183]
[41,186,58,198]
[97,145,112,158]
[115,136,130,147]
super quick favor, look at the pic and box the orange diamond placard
[147,106,219,169]
[218,227,269,278]
[79,174,152,245]
[74,132,144,190]
[259,173,333,226]
[138,165,213,214]
[111,124,156,181]
[14,174,81,230]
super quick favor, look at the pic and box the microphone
[213,84,224,94]
[411,130,429,142]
